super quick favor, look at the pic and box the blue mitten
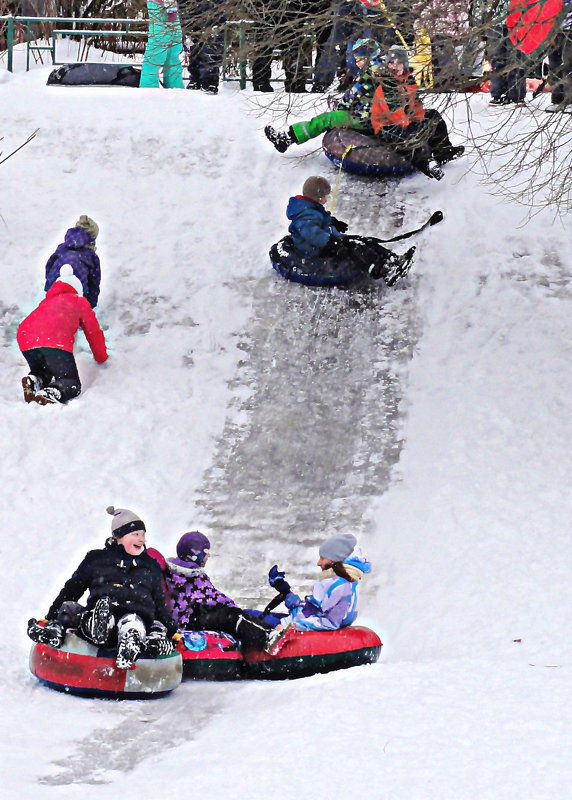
[268,565,291,595]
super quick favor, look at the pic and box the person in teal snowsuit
[140,0,185,89]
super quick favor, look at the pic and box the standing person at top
[371,44,465,179]
[44,215,101,309]
[285,175,415,284]
[267,533,371,631]
[164,531,292,654]
[17,265,108,405]
[265,37,384,152]
[27,507,179,670]
[140,0,185,89]
[179,0,225,94]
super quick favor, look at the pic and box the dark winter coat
[165,559,237,629]
[44,227,101,308]
[45,540,178,635]
[17,282,108,363]
[286,195,343,258]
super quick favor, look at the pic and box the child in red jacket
[17,265,108,405]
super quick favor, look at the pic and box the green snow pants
[140,2,184,89]
[291,110,370,144]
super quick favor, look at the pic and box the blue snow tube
[323,128,421,178]
[269,236,367,288]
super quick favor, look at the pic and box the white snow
[1,41,571,799]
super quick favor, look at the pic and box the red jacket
[371,71,425,133]
[17,281,108,363]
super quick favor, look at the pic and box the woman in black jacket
[27,507,178,670]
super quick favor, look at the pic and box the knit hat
[107,505,146,538]
[170,531,211,568]
[56,264,83,296]
[386,45,409,69]
[75,214,99,241]
[319,533,357,562]
[352,37,381,61]
[302,176,331,203]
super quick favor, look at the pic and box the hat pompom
[56,264,84,296]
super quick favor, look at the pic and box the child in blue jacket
[286,175,415,284]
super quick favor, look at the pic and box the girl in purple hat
[165,531,291,655]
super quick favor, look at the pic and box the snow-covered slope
[1,55,571,799]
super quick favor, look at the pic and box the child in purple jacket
[165,531,291,654]
[44,215,101,308]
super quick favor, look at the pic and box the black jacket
[46,540,177,636]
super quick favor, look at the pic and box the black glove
[320,235,343,258]
[331,216,348,233]
[268,565,291,595]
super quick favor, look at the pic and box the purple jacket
[44,227,101,308]
[165,559,237,628]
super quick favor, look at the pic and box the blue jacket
[44,227,101,308]
[284,546,372,631]
[286,195,343,258]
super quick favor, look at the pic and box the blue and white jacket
[284,546,371,631]
[286,195,343,258]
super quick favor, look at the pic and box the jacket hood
[344,546,372,575]
[286,195,322,220]
[63,226,95,249]
[46,280,80,299]
[166,556,205,577]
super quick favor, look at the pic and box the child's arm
[45,555,93,620]
[79,302,108,363]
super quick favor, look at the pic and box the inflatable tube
[179,631,244,681]
[269,236,367,288]
[47,63,141,87]
[30,631,182,699]
[323,128,421,178]
[180,626,382,680]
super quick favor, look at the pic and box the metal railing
[1,16,147,72]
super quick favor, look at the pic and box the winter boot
[22,375,41,403]
[27,618,65,648]
[264,125,295,153]
[116,628,143,669]
[264,618,295,656]
[381,247,416,287]
[435,145,465,165]
[33,387,62,405]
[253,81,273,92]
[80,596,114,645]
[143,621,174,658]
[201,83,219,95]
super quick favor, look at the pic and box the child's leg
[43,348,82,402]
[116,613,147,669]
[22,348,50,389]
[192,606,274,651]
[163,41,185,89]
[291,109,355,144]
[80,597,115,645]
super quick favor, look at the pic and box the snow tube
[269,235,367,288]
[47,63,141,87]
[30,631,182,699]
[180,626,382,680]
[323,128,422,178]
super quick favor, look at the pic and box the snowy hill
[1,56,571,799]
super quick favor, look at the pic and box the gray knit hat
[106,505,146,538]
[386,45,409,69]
[319,533,357,562]
[302,176,331,203]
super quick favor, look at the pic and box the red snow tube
[179,626,382,680]
[30,631,182,699]
[507,0,564,55]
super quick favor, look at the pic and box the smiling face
[118,529,146,556]
[387,57,405,77]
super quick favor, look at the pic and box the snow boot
[33,387,62,405]
[22,375,41,403]
[264,619,295,656]
[80,596,114,645]
[27,618,65,648]
[253,81,273,92]
[380,247,416,286]
[426,160,444,180]
[116,628,143,670]
[264,125,295,153]
[143,621,174,658]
